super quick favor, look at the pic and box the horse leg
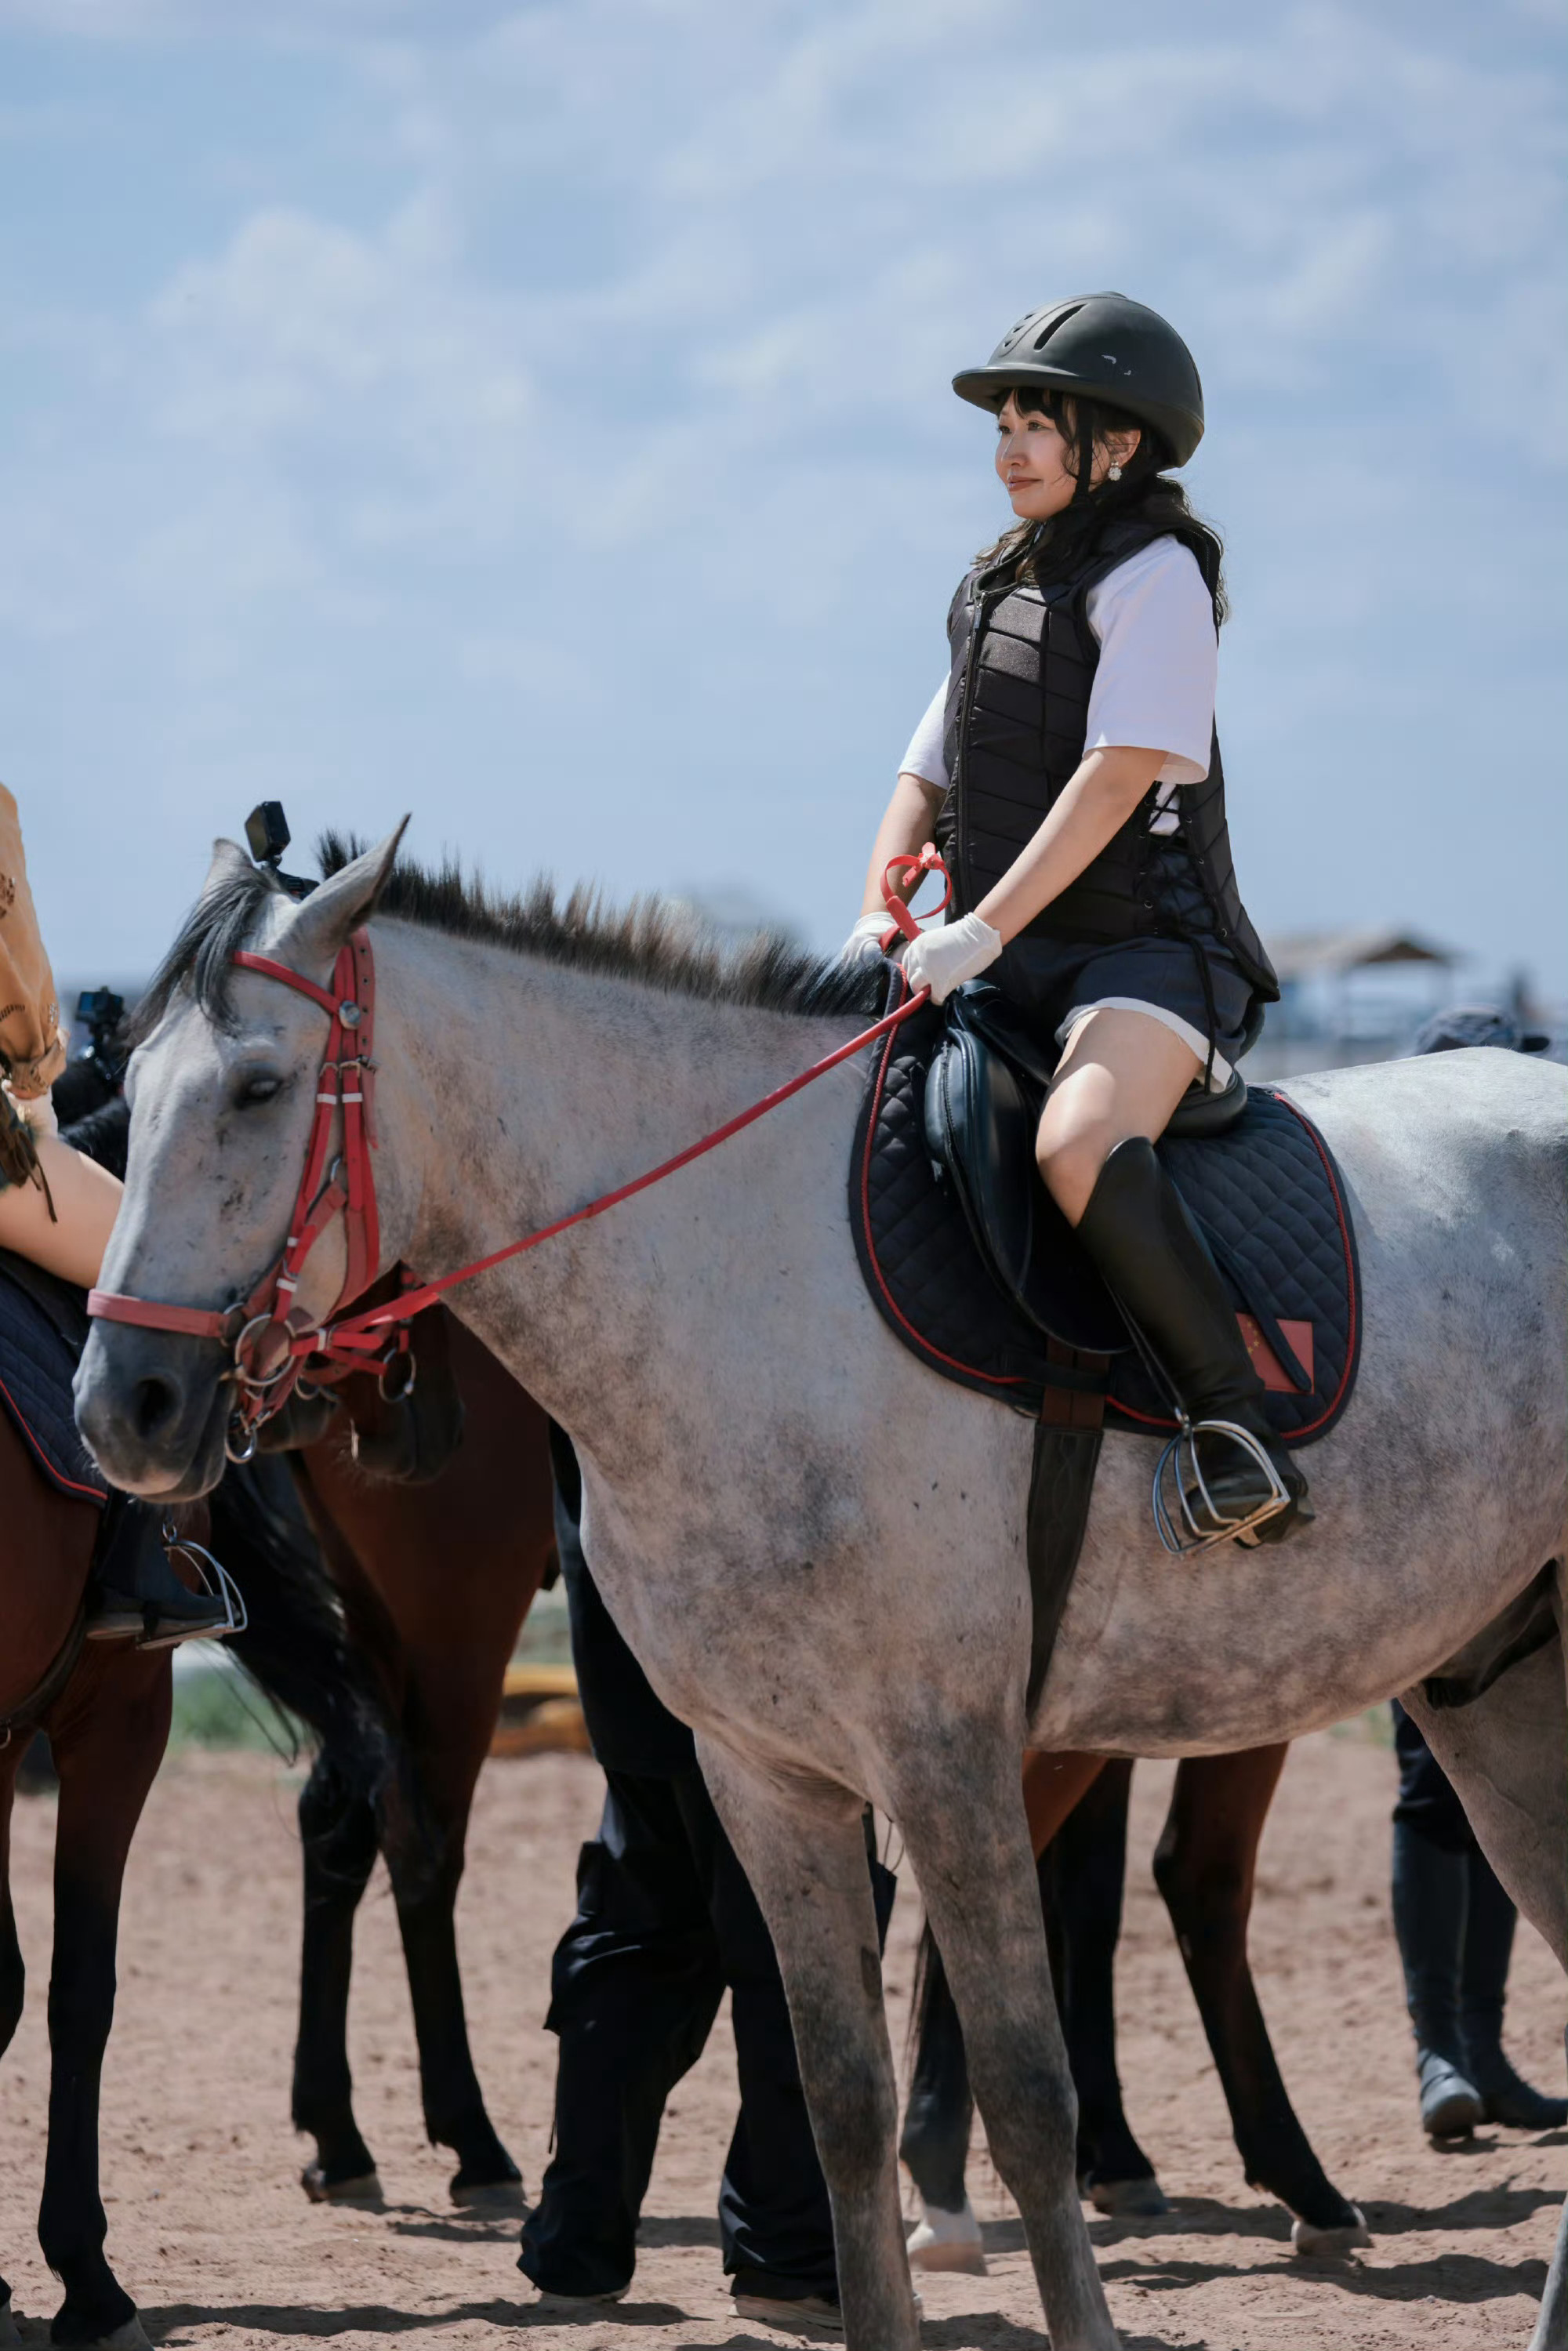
[1044,1760,1165,2216]
[1398,1628,1567,2351]
[40,1650,169,2350]
[292,1751,382,2202]
[392,1852,521,2206]
[0,1748,24,2344]
[897,1745,1118,2351]
[697,1746,920,2351]
[390,1711,521,2207]
[900,1746,1107,2275]
[1150,1744,1368,2251]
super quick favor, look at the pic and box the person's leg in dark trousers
[527,1425,896,2311]
[1390,1700,1485,2138]
[1459,1826,1567,2128]
[1390,1700,1566,2135]
[672,1774,847,2305]
[519,1770,726,2298]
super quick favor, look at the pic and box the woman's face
[992,392,1140,521]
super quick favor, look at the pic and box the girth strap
[0,1598,88,1751]
[1026,1341,1109,1714]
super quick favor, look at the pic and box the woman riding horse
[0,782,227,1640]
[843,294,1308,1545]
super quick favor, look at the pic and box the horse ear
[201,838,256,899]
[277,819,410,971]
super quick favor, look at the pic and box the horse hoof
[0,2298,20,2349]
[1292,2207,1372,2256]
[1089,2175,1170,2219]
[85,2324,152,2350]
[302,2162,383,2205]
[906,2200,987,2274]
[451,2176,527,2211]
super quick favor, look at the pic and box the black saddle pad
[0,1251,108,1504]
[850,1001,1360,1446]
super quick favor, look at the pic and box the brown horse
[0,1408,172,2351]
[257,1304,557,2208]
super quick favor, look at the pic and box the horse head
[74,826,417,1500]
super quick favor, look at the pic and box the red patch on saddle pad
[1239,1314,1313,1395]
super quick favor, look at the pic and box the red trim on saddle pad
[0,1369,107,1505]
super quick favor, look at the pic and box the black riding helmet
[953,293,1204,467]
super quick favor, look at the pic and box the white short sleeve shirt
[898,535,1218,835]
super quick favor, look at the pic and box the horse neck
[370,919,863,1447]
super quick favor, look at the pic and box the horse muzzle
[74,1322,233,1500]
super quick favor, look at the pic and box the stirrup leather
[1152,1417,1292,1557]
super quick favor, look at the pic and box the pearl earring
[1108,463,1123,481]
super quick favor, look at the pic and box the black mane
[132,833,879,1042]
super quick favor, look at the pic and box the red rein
[88,847,952,1445]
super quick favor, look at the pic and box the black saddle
[0,1251,109,1506]
[851,978,1360,1446]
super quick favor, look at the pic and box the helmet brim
[951,364,1202,467]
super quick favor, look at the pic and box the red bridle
[88,847,950,1454]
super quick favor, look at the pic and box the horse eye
[235,1072,283,1108]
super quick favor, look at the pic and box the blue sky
[0,1,1563,996]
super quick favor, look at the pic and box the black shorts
[995,932,1254,1091]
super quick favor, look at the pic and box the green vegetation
[169,1657,304,1754]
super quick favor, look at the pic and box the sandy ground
[0,1725,1561,2351]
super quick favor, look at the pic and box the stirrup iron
[137,1522,249,1649]
[1152,1417,1291,1558]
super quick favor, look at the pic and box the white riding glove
[901,912,1003,1005]
[837,912,891,968]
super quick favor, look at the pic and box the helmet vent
[1033,303,1083,350]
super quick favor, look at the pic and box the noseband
[88,850,950,1463]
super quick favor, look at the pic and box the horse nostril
[131,1373,183,1444]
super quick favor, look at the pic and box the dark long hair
[977,386,1227,620]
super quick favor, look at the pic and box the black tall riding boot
[1074,1137,1310,1546]
[1460,1848,1568,2129]
[1391,1819,1483,2139]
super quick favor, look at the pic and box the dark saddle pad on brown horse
[849,979,1361,1446]
[0,1250,108,1505]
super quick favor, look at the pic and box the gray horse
[75,835,1567,2351]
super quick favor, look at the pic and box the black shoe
[1471,2059,1567,2132]
[85,1583,234,1647]
[1415,2047,1484,2139]
[732,2282,844,2335]
[1075,1138,1311,1547]
[86,1497,241,1649]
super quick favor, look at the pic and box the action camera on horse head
[245,801,317,902]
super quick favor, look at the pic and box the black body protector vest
[931,518,1279,1002]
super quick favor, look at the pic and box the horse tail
[212,1454,439,1899]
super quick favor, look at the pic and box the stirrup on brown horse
[1075,1137,1312,1555]
[85,1501,246,1648]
